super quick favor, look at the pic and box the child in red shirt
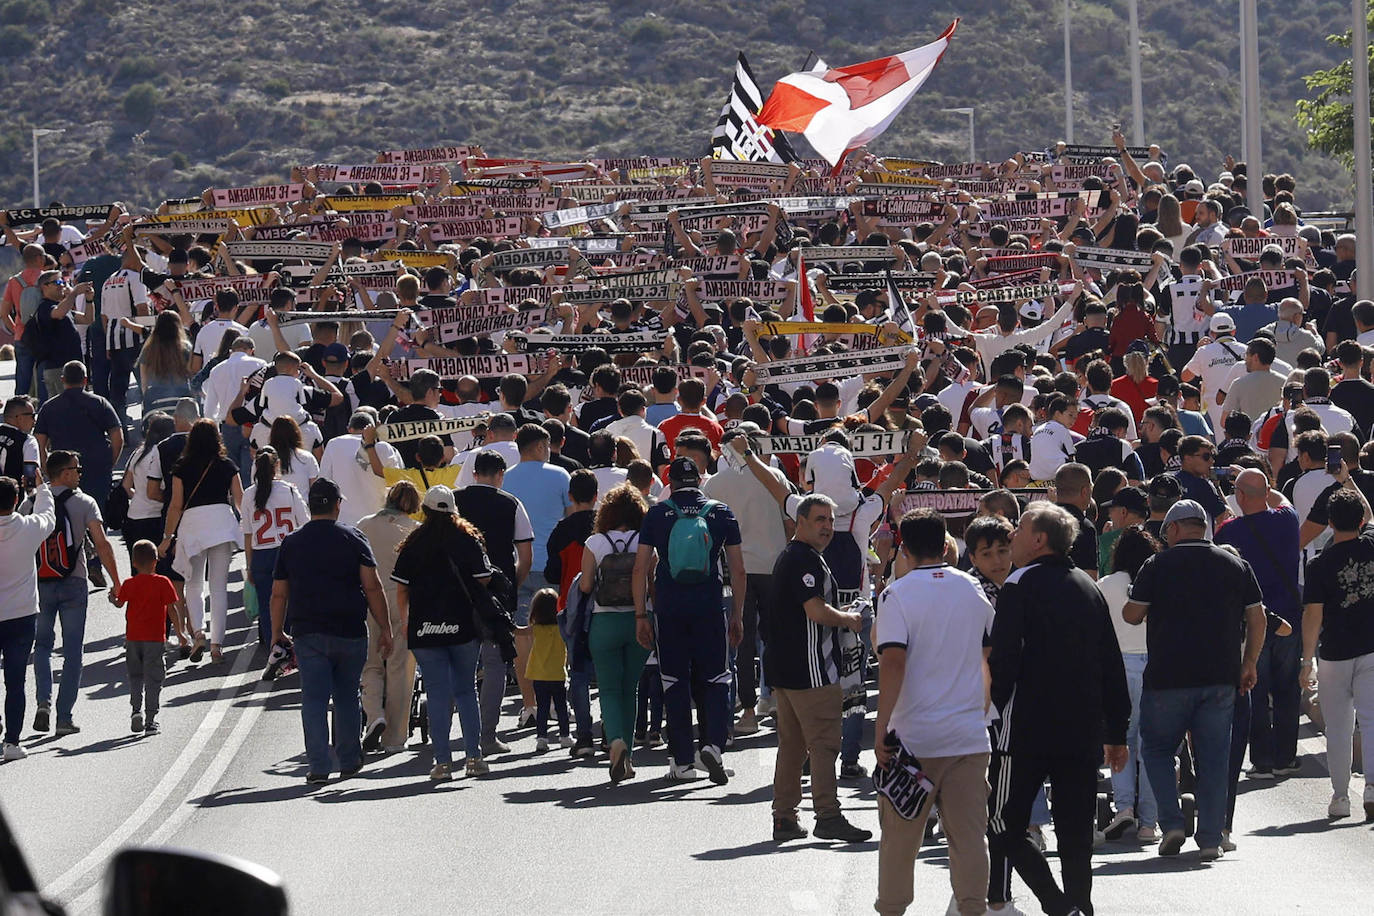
[112,540,179,735]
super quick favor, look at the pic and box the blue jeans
[0,615,36,744]
[13,337,38,399]
[413,641,482,764]
[1250,629,1300,769]
[562,629,594,741]
[34,577,89,724]
[1227,690,1251,831]
[294,631,368,775]
[250,548,279,647]
[1140,685,1235,849]
[222,422,253,486]
[1111,653,1159,826]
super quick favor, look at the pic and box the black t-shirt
[35,298,83,364]
[1059,503,1099,574]
[561,423,592,465]
[1129,540,1264,689]
[453,484,525,586]
[1063,327,1110,362]
[1331,378,1374,438]
[174,456,239,507]
[548,452,584,474]
[577,397,618,434]
[1135,441,1165,479]
[387,404,442,468]
[765,540,842,690]
[33,389,119,469]
[959,436,995,475]
[1303,527,1374,661]
[391,529,490,648]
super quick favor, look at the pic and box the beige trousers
[360,588,415,749]
[772,683,843,822]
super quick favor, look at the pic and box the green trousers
[588,612,650,745]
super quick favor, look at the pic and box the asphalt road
[0,371,1371,915]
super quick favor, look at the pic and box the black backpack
[594,533,637,606]
[36,490,80,580]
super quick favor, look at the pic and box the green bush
[116,55,159,81]
[624,17,670,44]
[170,151,189,169]
[123,83,160,124]
[262,78,290,100]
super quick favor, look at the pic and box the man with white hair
[1260,298,1322,367]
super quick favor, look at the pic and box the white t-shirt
[100,269,147,351]
[452,440,521,489]
[874,564,995,758]
[277,448,319,497]
[203,352,267,423]
[591,466,629,505]
[194,319,249,363]
[1097,571,1147,654]
[246,318,311,362]
[126,445,164,521]
[1028,420,1080,480]
[585,530,640,612]
[239,479,309,549]
[1184,337,1246,426]
[437,401,490,452]
[318,434,403,527]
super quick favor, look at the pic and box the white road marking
[44,645,261,902]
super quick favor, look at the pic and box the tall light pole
[1128,0,1145,146]
[32,128,65,208]
[1063,0,1074,143]
[1241,0,1263,218]
[942,108,976,162]
[1354,0,1373,300]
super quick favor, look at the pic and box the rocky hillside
[0,0,1357,209]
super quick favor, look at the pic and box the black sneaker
[340,762,364,778]
[1273,759,1302,777]
[305,772,329,786]
[570,735,596,759]
[813,815,873,843]
[87,563,106,589]
[1247,765,1275,780]
[773,819,808,842]
[839,763,869,780]
[700,744,729,785]
[32,703,50,733]
[144,716,160,735]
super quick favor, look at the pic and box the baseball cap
[307,477,343,512]
[1184,179,1205,195]
[322,343,349,363]
[1019,301,1044,322]
[422,484,456,514]
[1102,486,1148,516]
[1163,498,1208,528]
[1126,338,1150,355]
[668,457,702,487]
[1146,474,1182,503]
[1209,312,1236,334]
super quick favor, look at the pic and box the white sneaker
[2,743,26,761]
[558,734,576,748]
[1198,846,1224,862]
[1136,825,1159,843]
[1220,830,1237,852]
[987,903,1028,915]
[755,696,775,718]
[667,763,702,781]
[535,736,549,752]
[1329,795,1351,819]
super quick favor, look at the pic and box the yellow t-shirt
[525,623,567,682]
[382,465,462,519]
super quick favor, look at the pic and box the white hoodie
[0,485,56,622]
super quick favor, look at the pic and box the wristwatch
[743,449,754,458]
[363,442,376,450]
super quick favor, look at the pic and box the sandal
[210,644,224,664]
[189,633,207,663]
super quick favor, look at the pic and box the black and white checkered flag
[710,52,799,164]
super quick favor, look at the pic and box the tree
[1296,4,1374,169]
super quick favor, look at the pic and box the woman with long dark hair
[159,419,242,662]
[240,447,308,647]
[136,310,194,416]
[268,415,319,496]
[580,482,650,783]
[392,485,497,781]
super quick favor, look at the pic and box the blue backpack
[662,498,720,585]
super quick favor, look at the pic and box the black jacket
[989,554,1130,757]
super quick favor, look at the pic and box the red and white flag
[795,253,816,354]
[757,21,959,169]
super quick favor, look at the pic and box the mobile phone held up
[1328,444,1344,476]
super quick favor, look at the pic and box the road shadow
[194,784,317,807]
[693,837,876,860]
[53,733,146,756]
[1091,855,1215,875]
[1248,816,1369,836]
[315,780,468,802]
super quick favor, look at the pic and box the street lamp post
[1241,0,1263,219]
[942,108,975,162]
[1354,0,1373,300]
[1064,0,1074,144]
[32,128,65,208]
[1128,0,1145,146]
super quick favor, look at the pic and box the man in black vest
[0,396,39,487]
[454,450,536,755]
